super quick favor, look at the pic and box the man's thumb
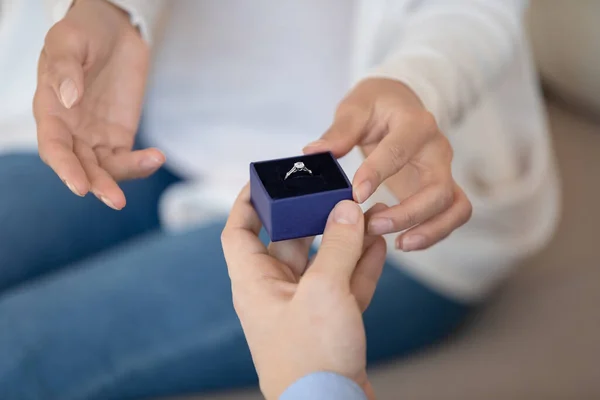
[307,201,365,281]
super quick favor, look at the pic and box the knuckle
[108,135,135,154]
[220,228,232,248]
[121,135,135,149]
[436,184,456,211]
[437,135,454,162]
[335,101,357,118]
[321,234,353,254]
[37,149,50,166]
[459,198,473,225]
[231,292,245,314]
[401,110,438,136]
[387,144,409,171]
[397,209,418,229]
[220,228,230,243]
[335,101,370,126]
[220,229,249,254]
[95,149,112,165]
[36,138,56,166]
[46,22,81,50]
[361,162,381,184]
[321,230,361,256]
[419,111,439,136]
[32,89,41,109]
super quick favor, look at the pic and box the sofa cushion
[527,1,600,115]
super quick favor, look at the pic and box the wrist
[70,0,138,34]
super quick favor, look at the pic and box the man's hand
[221,186,387,399]
[34,0,165,209]
[304,78,472,251]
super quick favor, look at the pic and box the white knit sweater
[0,0,560,302]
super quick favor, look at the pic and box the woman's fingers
[34,51,90,197]
[396,185,472,251]
[367,179,455,235]
[351,112,439,204]
[36,114,90,197]
[74,140,126,210]
[98,147,166,181]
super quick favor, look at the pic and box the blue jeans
[0,153,469,400]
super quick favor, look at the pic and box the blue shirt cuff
[280,372,367,400]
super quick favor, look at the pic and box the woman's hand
[304,78,472,251]
[34,0,165,209]
[221,186,387,399]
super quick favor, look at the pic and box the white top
[1,0,560,302]
[142,0,353,183]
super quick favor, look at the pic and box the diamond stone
[294,162,305,169]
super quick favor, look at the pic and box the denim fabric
[0,153,469,400]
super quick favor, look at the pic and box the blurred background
[0,1,599,399]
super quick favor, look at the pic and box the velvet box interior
[250,152,353,242]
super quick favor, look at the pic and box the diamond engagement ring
[284,161,313,180]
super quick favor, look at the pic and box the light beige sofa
[177,3,600,399]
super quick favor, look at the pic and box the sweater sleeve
[42,0,166,45]
[365,0,528,131]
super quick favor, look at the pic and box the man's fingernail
[399,235,426,251]
[100,195,121,211]
[302,140,326,152]
[59,79,78,109]
[368,218,393,235]
[333,201,361,225]
[353,181,372,204]
[139,156,163,171]
[63,179,83,197]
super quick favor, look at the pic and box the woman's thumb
[42,24,86,109]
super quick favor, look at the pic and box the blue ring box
[250,152,353,242]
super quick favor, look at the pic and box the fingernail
[100,195,121,211]
[59,79,78,109]
[353,181,372,204]
[63,179,83,197]
[333,201,361,225]
[399,235,426,252]
[302,140,326,153]
[139,156,163,171]
[368,218,393,235]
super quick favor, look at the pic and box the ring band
[284,161,312,180]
